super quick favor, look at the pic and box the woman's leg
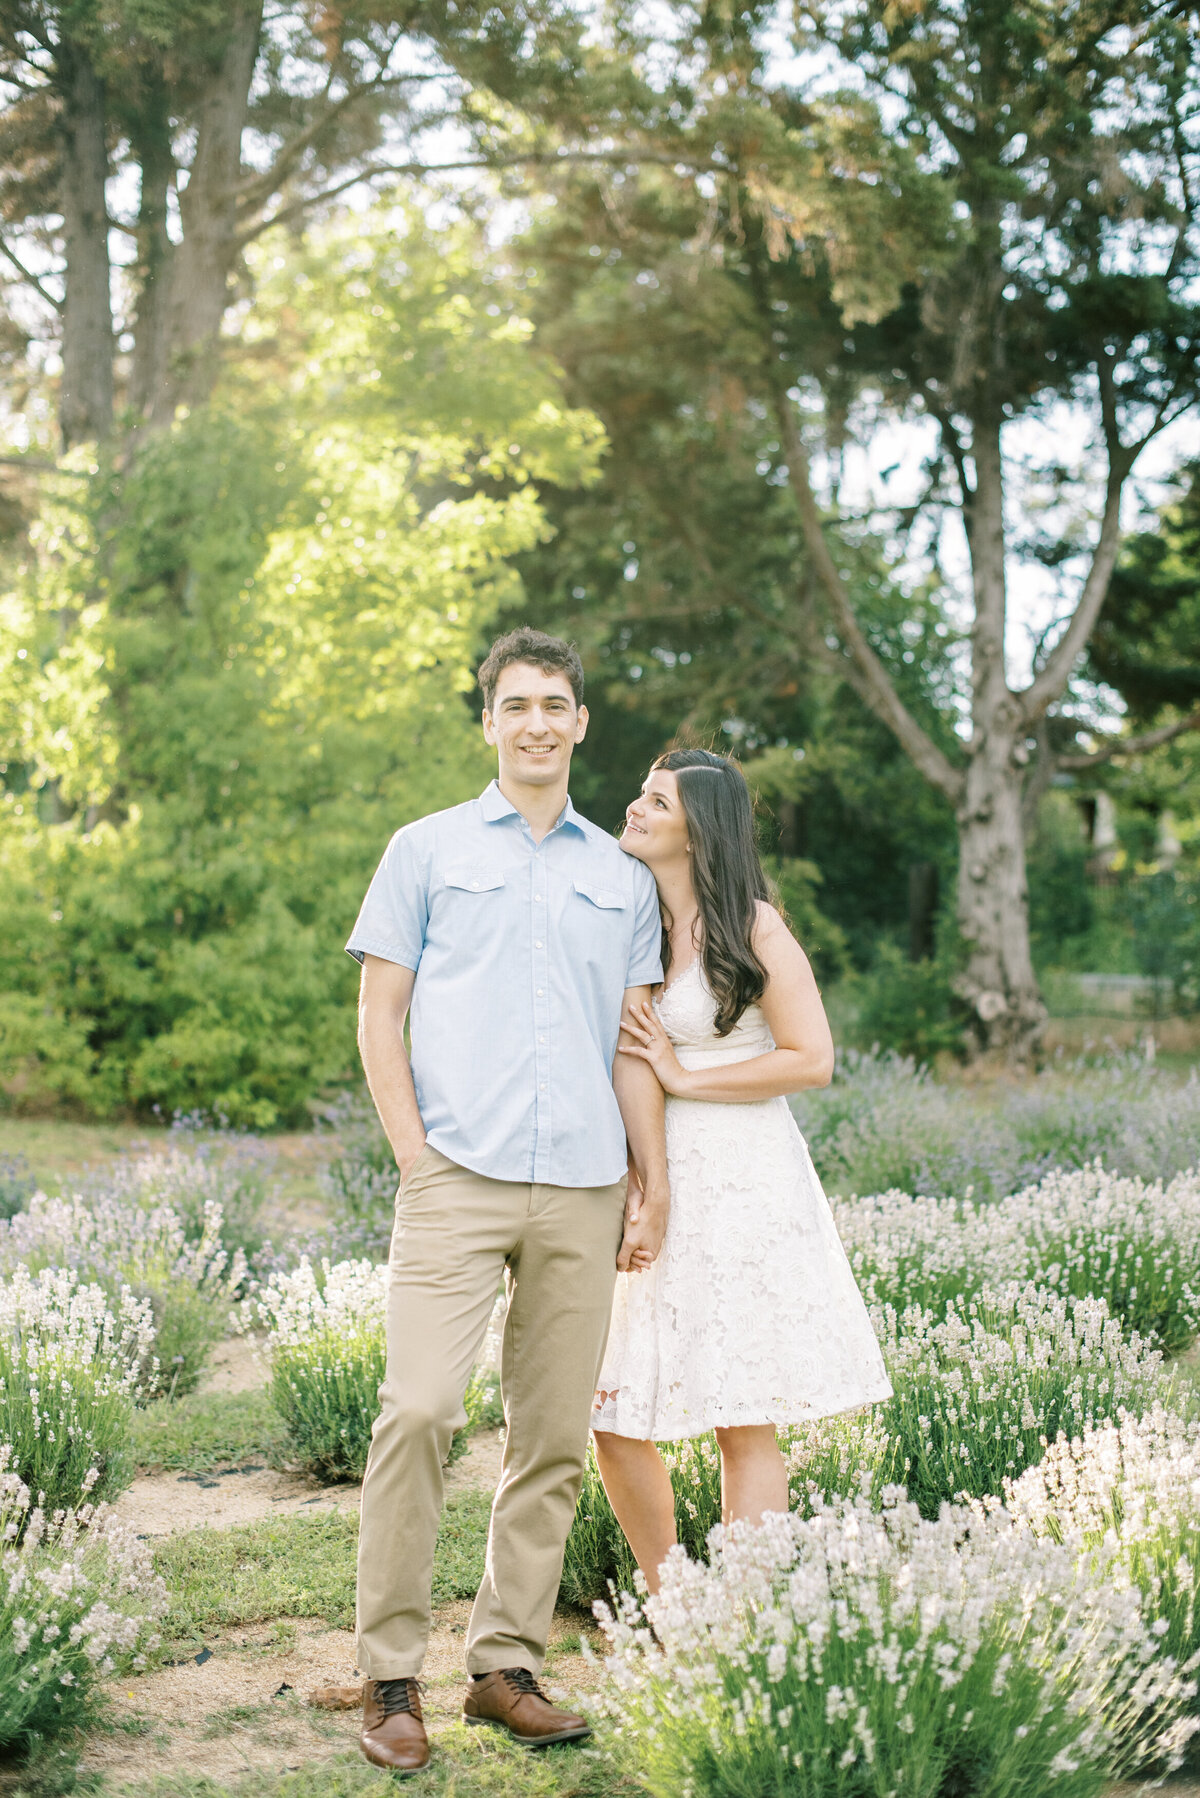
[592,1431,677,1594]
[714,1424,789,1526]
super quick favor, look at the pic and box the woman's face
[621,768,691,867]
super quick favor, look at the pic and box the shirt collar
[478,779,587,835]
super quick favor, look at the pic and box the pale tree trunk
[148,1,263,428]
[955,719,1047,1056]
[57,39,113,448]
[954,404,1048,1059]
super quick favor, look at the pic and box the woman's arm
[618,904,835,1103]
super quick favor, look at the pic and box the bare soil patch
[113,1428,505,1538]
[88,1609,602,1785]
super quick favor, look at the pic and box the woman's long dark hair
[654,748,771,1036]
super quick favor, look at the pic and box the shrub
[1,1190,243,1399]
[794,1047,1200,1201]
[248,1258,504,1481]
[1006,1406,1200,1735]
[316,1089,397,1261]
[84,1115,278,1272]
[835,1164,1200,1352]
[595,1493,1197,1798]
[844,941,964,1062]
[0,1266,153,1516]
[0,1448,168,1750]
[0,1153,35,1221]
[562,1416,897,1610]
[876,1283,1168,1518]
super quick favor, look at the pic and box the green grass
[91,1733,638,1798]
[152,1490,493,1659]
[130,1389,286,1475]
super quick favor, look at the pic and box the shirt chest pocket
[569,878,629,963]
[443,866,506,897]
[436,866,509,951]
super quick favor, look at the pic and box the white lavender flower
[594,1490,1197,1797]
[0,1443,167,1749]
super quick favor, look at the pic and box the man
[346,626,670,1775]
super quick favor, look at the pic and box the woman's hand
[618,999,692,1097]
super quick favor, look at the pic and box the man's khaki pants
[355,1144,626,1679]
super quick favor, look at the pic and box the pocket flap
[573,878,626,910]
[444,866,506,893]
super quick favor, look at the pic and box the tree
[0,212,604,1119]
[516,0,1200,1057]
[0,0,595,444]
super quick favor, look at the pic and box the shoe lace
[378,1677,423,1717]
[499,1667,548,1701]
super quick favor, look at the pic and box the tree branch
[1018,356,1133,723]
[1056,708,1200,769]
[772,389,965,803]
[234,69,435,214]
[0,236,63,312]
[234,146,725,247]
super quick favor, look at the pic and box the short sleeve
[625,861,664,988]
[345,827,429,970]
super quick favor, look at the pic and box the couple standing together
[345,627,890,1774]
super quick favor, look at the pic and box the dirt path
[113,1427,504,1537]
[84,1607,603,1786]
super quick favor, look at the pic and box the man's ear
[574,704,589,743]
[482,708,496,745]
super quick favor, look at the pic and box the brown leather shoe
[360,1677,430,1774]
[463,1667,591,1745]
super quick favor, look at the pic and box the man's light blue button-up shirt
[345,781,663,1188]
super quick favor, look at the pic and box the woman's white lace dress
[592,962,892,1440]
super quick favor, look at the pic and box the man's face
[482,662,588,788]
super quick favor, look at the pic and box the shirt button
[536,988,543,997]
[471,880,479,889]
[539,1035,546,1044]
[535,939,543,948]
[539,1083,547,1091]
[534,893,543,902]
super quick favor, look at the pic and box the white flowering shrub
[1,1191,244,1399]
[0,1267,153,1517]
[0,1447,167,1749]
[564,1415,899,1609]
[1006,1406,1200,1734]
[565,1287,1166,1606]
[595,1492,1198,1798]
[82,1115,277,1270]
[877,1283,1168,1518]
[248,1258,504,1481]
[835,1164,1200,1353]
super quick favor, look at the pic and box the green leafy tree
[510,0,1200,1058]
[0,212,603,1119]
[0,0,600,443]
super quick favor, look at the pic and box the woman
[591,748,891,1591]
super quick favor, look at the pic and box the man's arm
[612,982,670,1272]
[357,953,426,1182]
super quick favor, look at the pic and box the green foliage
[0,212,603,1122]
[129,1387,285,1475]
[1117,871,1200,1015]
[268,1324,386,1484]
[844,941,964,1062]
[152,1491,491,1659]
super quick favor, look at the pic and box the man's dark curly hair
[477,627,585,712]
